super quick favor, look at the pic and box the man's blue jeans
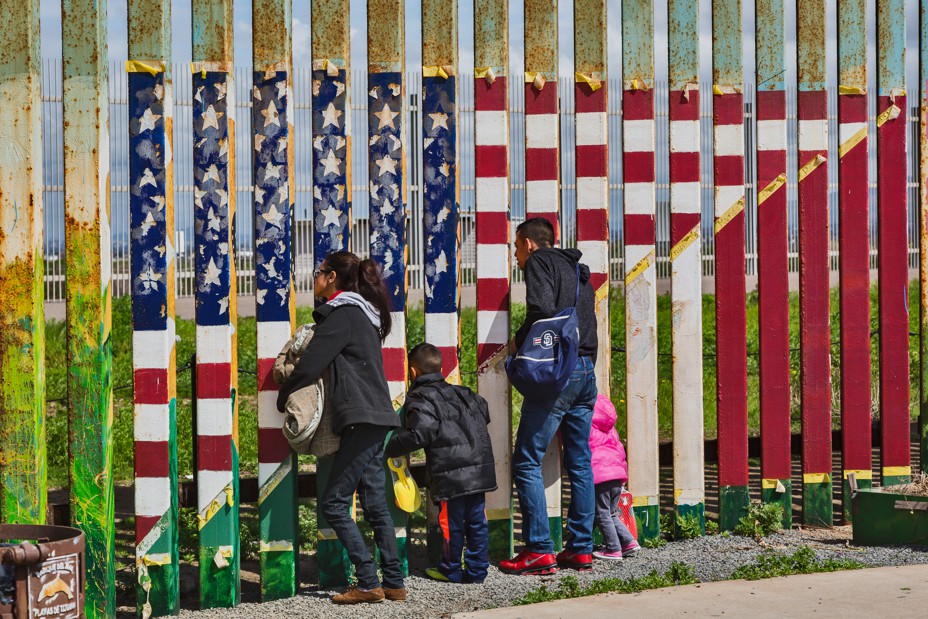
[512,356,597,554]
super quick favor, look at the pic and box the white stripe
[136,477,171,517]
[525,114,558,149]
[477,310,509,345]
[134,404,171,442]
[757,119,786,151]
[258,391,284,429]
[713,124,744,157]
[798,119,827,151]
[475,177,510,212]
[525,180,559,214]
[576,240,608,273]
[258,462,281,487]
[196,325,233,364]
[387,380,406,401]
[383,314,406,348]
[839,121,866,144]
[424,312,459,347]
[133,328,173,370]
[477,244,510,280]
[622,120,654,153]
[669,120,699,151]
[670,182,701,214]
[624,244,654,271]
[714,185,744,219]
[196,399,234,436]
[577,176,607,210]
[198,470,234,514]
[576,112,607,146]
[475,111,507,146]
[258,321,293,360]
[623,183,656,214]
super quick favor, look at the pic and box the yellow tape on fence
[669,227,699,262]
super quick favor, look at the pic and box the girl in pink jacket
[589,394,640,560]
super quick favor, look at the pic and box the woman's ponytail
[357,258,393,342]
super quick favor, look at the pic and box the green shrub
[514,562,697,605]
[674,513,704,540]
[734,500,784,539]
[705,519,720,535]
[731,546,864,581]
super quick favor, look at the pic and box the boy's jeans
[512,356,597,554]
[437,493,490,583]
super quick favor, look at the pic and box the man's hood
[537,247,591,283]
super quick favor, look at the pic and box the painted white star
[313,135,325,151]
[207,207,221,232]
[312,80,321,96]
[437,206,450,223]
[214,188,229,208]
[389,135,402,152]
[218,296,229,315]
[321,205,341,228]
[153,84,164,101]
[140,266,162,291]
[150,195,165,211]
[218,139,229,159]
[141,211,156,235]
[376,155,398,176]
[374,102,398,130]
[276,80,287,100]
[254,186,266,204]
[369,134,380,146]
[335,136,347,152]
[369,181,379,199]
[320,149,341,177]
[194,187,207,208]
[252,85,262,102]
[139,108,161,133]
[388,183,399,198]
[322,102,342,129]
[139,168,157,188]
[215,81,227,100]
[254,133,265,152]
[257,289,267,305]
[201,105,223,131]
[334,81,345,97]
[435,250,449,274]
[264,162,282,181]
[336,185,345,202]
[277,136,288,154]
[194,86,204,103]
[203,164,221,184]
[381,196,395,215]
[261,99,281,128]
[429,112,449,131]
[203,258,222,287]
[369,87,379,99]
[264,257,278,278]
[313,186,322,201]
[439,162,451,177]
[424,137,435,150]
[277,288,288,302]
[219,242,229,255]
[389,83,401,96]
[262,204,284,228]
[277,184,289,204]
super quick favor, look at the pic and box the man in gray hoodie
[500,217,599,576]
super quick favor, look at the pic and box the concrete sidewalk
[454,564,928,618]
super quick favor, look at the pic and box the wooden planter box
[851,488,928,546]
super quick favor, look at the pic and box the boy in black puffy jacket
[385,343,497,584]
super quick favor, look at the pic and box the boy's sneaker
[621,542,641,558]
[499,550,558,575]
[555,549,593,571]
[592,549,624,561]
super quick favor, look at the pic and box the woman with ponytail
[277,251,405,604]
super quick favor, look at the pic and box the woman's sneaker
[555,549,593,571]
[499,549,558,575]
[592,549,624,561]
[621,542,641,558]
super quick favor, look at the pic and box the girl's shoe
[621,542,641,558]
[592,549,623,561]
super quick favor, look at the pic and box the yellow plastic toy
[387,457,422,513]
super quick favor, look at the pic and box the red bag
[619,489,639,540]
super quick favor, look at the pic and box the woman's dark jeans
[321,423,404,590]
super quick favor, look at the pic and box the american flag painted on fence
[192,65,240,607]
[128,62,180,617]
[253,64,298,599]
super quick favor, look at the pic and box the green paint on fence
[719,485,749,532]
[548,517,563,551]
[487,516,513,560]
[634,505,660,543]
[316,456,351,587]
[259,453,298,601]
[842,476,870,524]
[260,551,297,600]
[882,474,910,488]
[761,478,792,529]
[199,441,240,609]
[674,502,705,537]
[802,475,833,528]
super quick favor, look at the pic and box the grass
[733,500,785,539]
[729,546,865,580]
[43,280,921,488]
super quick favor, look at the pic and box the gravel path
[155,527,928,619]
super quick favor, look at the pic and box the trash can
[0,524,86,619]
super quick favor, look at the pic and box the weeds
[674,514,704,540]
[730,546,864,581]
[514,562,697,605]
[705,519,720,535]
[734,501,784,539]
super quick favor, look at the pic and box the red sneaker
[556,549,593,571]
[499,549,558,575]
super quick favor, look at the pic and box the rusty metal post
[253,0,299,601]
[311,0,353,587]
[422,0,460,565]
[474,0,512,560]
[712,0,749,531]
[367,0,411,575]
[62,0,115,615]
[877,0,910,488]
[192,0,240,606]
[621,0,658,542]
[921,0,928,476]
[837,0,871,519]
[0,0,46,527]
[668,0,704,537]
[127,0,179,614]
[524,0,563,552]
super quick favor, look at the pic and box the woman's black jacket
[276,302,399,434]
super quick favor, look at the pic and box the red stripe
[257,357,277,392]
[669,151,699,183]
[838,103,872,476]
[797,89,828,119]
[524,81,558,114]
[196,363,232,399]
[758,156,792,481]
[757,150,786,188]
[525,148,558,180]
[574,81,608,113]
[258,428,293,464]
[715,212,748,487]
[623,150,655,183]
[714,155,744,186]
[576,208,608,242]
[135,441,171,478]
[877,94,911,472]
[576,144,608,177]
[477,342,505,368]
[669,89,699,120]
[670,213,700,247]
[623,214,654,246]
[382,347,406,382]
[713,93,743,125]
[522,211,560,244]
[620,87,652,120]
[476,278,510,312]
[436,346,459,379]
[756,89,786,120]
[136,516,161,545]
[474,75,507,111]
[476,211,510,245]
[589,272,608,292]
[197,435,233,471]
[475,145,508,178]
[134,368,169,404]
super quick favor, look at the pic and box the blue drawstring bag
[506,264,581,402]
